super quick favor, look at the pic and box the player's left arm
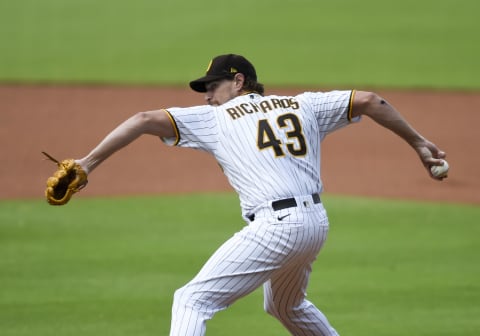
[351,91,447,180]
[76,109,175,174]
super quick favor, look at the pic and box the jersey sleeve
[161,105,219,152]
[299,90,360,139]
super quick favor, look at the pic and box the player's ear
[233,73,245,90]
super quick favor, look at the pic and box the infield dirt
[1,85,478,205]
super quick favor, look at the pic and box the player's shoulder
[262,91,327,103]
[167,104,214,116]
[294,90,355,104]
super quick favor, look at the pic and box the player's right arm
[76,109,175,174]
[351,91,447,180]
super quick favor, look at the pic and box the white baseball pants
[169,195,339,336]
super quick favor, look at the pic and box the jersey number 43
[257,113,307,157]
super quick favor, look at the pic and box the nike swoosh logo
[277,214,291,221]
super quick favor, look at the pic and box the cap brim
[189,74,229,93]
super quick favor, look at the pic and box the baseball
[430,159,449,178]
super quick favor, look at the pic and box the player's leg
[169,220,285,336]
[263,217,339,335]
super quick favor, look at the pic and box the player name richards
[226,97,300,120]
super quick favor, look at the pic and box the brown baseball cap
[189,54,257,92]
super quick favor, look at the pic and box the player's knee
[172,285,219,317]
[264,299,310,322]
[173,285,193,308]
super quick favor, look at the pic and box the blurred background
[1,1,479,336]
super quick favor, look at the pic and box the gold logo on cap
[230,67,238,73]
[206,60,213,73]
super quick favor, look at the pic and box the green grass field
[1,194,479,335]
[1,0,479,334]
[1,0,479,89]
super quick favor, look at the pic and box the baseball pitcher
[44,54,447,335]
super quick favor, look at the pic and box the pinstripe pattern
[170,199,338,336]
[164,91,356,335]
[165,91,357,218]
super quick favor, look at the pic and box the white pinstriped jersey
[163,90,358,217]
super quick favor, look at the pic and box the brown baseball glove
[42,151,88,205]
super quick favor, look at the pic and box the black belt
[248,193,321,221]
